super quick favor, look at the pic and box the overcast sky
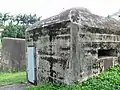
[0,0,120,19]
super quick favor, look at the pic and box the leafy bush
[25,65,120,90]
[1,24,26,39]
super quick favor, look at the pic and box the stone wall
[0,37,26,72]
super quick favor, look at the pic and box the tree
[2,13,9,25]
[0,13,3,25]
[1,24,26,39]
[8,15,14,25]
[0,12,41,39]
[13,14,22,25]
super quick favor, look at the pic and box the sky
[0,0,120,19]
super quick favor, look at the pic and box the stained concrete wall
[74,25,120,82]
[0,37,26,72]
[26,22,72,84]
[26,22,120,84]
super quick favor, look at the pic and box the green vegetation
[0,12,41,39]
[0,13,41,26]
[1,24,26,39]
[25,65,120,90]
[0,72,26,87]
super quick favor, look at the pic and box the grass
[25,65,120,90]
[0,72,26,87]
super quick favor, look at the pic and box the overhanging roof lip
[26,20,70,31]
[26,7,120,33]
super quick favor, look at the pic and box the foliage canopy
[1,24,26,39]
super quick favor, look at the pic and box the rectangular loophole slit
[98,49,117,58]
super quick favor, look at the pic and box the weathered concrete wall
[26,7,120,85]
[26,22,120,84]
[0,37,26,72]
[26,22,73,84]
[75,25,120,82]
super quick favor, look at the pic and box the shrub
[25,65,120,90]
[1,24,26,39]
